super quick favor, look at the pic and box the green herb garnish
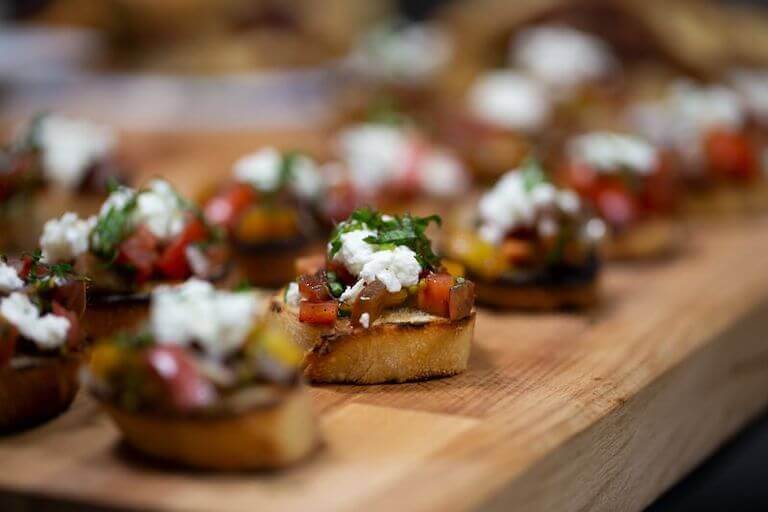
[90,189,138,262]
[520,158,547,192]
[329,208,442,270]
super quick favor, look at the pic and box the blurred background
[1,0,768,510]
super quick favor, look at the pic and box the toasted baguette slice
[473,279,599,310]
[100,386,318,470]
[684,182,768,217]
[605,218,682,261]
[82,297,150,340]
[0,355,82,432]
[269,294,475,384]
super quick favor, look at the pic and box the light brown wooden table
[1,131,767,511]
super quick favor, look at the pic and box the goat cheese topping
[513,25,616,94]
[36,114,116,190]
[0,292,70,349]
[40,212,95,263]
[0,262,23,293]
[629,81,745,169]
[567,132,658,175]
[359,312,371,329]
[233,147,323,200]
[337,124,466,197]
[730,69,768,125]
[353,21,452,84]
[467,71,551,132]
[132,179,188,240]
[151,279,261,360]
[285,282,301,307]
[477,169,582,245]
[331,227,421,294]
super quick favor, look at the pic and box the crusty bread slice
[82,298,150,340]
[473,279,599,310]
[100,386,319,470]
[269,294,475,384]
[605,218,682,261]
[0,355,82,433]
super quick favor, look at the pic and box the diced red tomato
[641,152,680,213]
[299,301,338,325]
[595,185,638,229]
[156,217,208,280]
[448,280,475,321]
[351,280,388,327]
[52,301,81,350]
[560,161,597,195]
[704,129,758,182]
[417,272,454,318]
[298,273,330,302]
[144,346,217,412]
[0,323,18,368]
[203,183,256,227]
[116,225,159,284]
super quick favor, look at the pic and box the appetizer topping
[567,132,658,176]
[150,279,262,360]
[41,180,223,286]
[0,292,70,349]
[729,69,768,125]
[233,147,323,200]
[352,20,452,84]
[25,114,116,190]
[467,71,551,132]
[337,123,467,198]
[291,209,473,328]
[89,279,301,414]
[447,161,601,280]
[477,161,584,245]
[0,261,23,293]
[40,212,95,264]
[512,25,616,93]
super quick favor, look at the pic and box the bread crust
[82,297,150,340]
[473,278,599,310]
[605,218,682,261]
[99,386,319,470]
[269,295,475,384]
[0,355,82,433]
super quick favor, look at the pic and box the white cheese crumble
[512,25,616,94]
[331,227,422,294]
[730,69,768,125]
[285,282,301,307]
[0,292,70,349]
[0,262,23,293]
[467,71,551,132]
[337,124,467,197]
[133,179,188,241]
[35,114,116,190]
[567,132,658,175]
[40,212,95,263]
[353,21,452,84]
[359,312,371,329]
[339,279,365,304]
[150,279,261,360]
[477,169,581,245]
[233,147,323,200]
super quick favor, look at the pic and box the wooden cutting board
[0,216,766,512]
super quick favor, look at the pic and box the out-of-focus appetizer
[0,255,87,432]
[346,19,453,114]
[630,81,765,214]
[335,121,469,214]
[200,147,332,288]
[0,114,128,253]
[39,179,229,338]
[443,161,603,309]
[437,70,550,182]
[86,279,318,470]
[271,208,475,384]
[559,132,681,259]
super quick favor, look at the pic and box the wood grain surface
[0,214,766,512]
